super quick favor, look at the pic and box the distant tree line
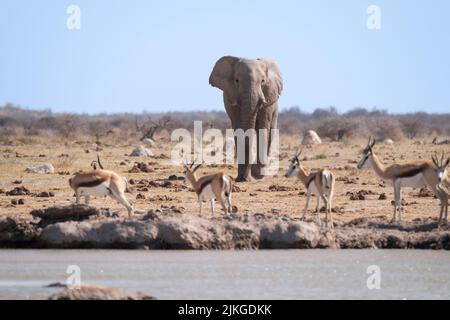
[0,103,449,142]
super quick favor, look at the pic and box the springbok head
[90,154,104,170]
[357,137,376,169]
[285,149,302,178]
[182,153,202,182]
[432,151,449,182]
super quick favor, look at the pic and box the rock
[260,221,320,248]
[268,184,296,192]
[129,162,154,173]
[432,137,450,145]
[31,205,100,226]
[378,193,387,200]
[2,208,450,250]
[48,284,155,300]
[349,193,365,200]
[25,163,55,174]
[130,146,154,157]
[232,184,246,193]
[11,199,25,205]
[45,282,67,288]
[347,190,374,200]
[6,186,30,196]
[0,216,37,246]
[36,191,55,198]
[302,130,322,145]
[168,175,178,181]
[383,139,394,145]
[417,187,435,198]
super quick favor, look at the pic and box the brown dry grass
[0,134,448,222]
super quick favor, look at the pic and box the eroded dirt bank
[1,205,449,250]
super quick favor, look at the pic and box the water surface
[0,249,449,299]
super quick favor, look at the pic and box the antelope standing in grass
[183,159,233,216]
[69,157,134,216]
[357,137,449,223]
[284,150,335,227]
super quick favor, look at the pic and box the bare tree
[58,115,80,139]
[135,115,171,141]
[399,116,424,140]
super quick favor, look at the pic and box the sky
[0,0,449,114]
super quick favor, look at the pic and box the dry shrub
[315,118,358,141]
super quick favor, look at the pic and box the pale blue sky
[0,0,449,114]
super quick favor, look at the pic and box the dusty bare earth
[0,135,449,249]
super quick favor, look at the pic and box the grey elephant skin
[209,56,283,182]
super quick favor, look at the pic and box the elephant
[209,56,283,182]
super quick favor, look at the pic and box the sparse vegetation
[1,104,449,143]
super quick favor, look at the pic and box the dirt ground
[0,134,449,223]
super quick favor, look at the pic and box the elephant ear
[209,56,240,103]
[258,58,283,106]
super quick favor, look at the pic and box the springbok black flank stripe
[196,178,214,195]
[397,166,425,178]
[77,179,106,188]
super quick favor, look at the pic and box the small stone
[26,163,55,174]
[378,193,387,200]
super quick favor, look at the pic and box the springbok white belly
[200,184,215,201]
[78,183,111,197]
[397,173,426,188]
[308,181,319,195]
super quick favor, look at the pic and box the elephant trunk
[236,92,259,182]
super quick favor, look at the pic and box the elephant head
[209,56,283,182]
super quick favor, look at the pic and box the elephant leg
[252,104,278,179]
[236,138,255,182]
[225,96,253,182]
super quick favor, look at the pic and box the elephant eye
[235,78,239,83]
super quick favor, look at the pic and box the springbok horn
[432,154,438,167]
[97,154,104,170]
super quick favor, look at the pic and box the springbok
[357,137,449,223]
[183,158,233,216]
[284,150,335,227]
[69,160,134,217]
